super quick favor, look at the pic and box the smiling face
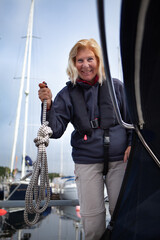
[75,48,98,83]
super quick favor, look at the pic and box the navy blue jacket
[45,78,132,164]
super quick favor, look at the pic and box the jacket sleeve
[42,86,72,139]
[113,78,133,146]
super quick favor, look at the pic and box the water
[0,204,110,240]
[0,205,83,240]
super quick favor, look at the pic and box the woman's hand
[38,82,52,110]
[123,146,131,163]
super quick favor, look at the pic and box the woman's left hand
[123,146,131,163]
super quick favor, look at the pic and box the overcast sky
[0,0,122,176]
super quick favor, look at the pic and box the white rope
[24,100,53,226]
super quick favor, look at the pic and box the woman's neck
[77,75,99,86]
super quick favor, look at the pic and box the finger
[39,83,46,88]
[124,150,129,162]
[123,153,127,163]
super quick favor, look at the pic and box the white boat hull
[60,183,78,200]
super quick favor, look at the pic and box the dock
[0,199,79,209]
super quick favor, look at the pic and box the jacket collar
[76,75,99,87]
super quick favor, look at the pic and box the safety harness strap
[103,129,110,175]
[68,84,93,136]
[67,80,115,175]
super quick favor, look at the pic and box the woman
[38,38,132,240]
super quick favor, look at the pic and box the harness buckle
[90,118,99,128]
[104,136,110,146]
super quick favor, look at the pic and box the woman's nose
[82,60,89,68]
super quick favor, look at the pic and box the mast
[10,0,35,175]
[21,0,35,178]
[60,139,64,177]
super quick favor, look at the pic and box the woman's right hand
[38,82,52,110]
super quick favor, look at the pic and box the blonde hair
[66,38,106,85]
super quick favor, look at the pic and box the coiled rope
[24,99,53,226]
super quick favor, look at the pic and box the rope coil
[24,100,53,226]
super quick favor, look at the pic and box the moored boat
[60,177,78,200]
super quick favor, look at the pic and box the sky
[0,0,122,176]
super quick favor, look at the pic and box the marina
[0,205,84,240]
[0,194,110,240]
[0,173,110,239]
[0,174,110,239]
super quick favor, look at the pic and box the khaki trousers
[75,161,126,240]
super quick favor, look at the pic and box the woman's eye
[88,57,93,61]
[77,59,83,63]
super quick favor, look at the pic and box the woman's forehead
[76,48,95,57]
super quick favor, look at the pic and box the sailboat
[97,0,160,239]
[59,176,78,200]
[8,0,35,201]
